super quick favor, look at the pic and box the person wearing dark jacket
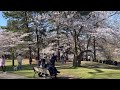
[38,58,48,77]
[50,53,57,67]
[47,62,60,77]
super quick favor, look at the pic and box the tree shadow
[88,68,104,74]
[56,77,80,79]
[3,61,120,72]
[80,64,120,70]
[56,66,77,69]
[56,61,120,71]
[0,64,37,72]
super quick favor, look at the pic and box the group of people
[61,52,68,64]
[0,51,68,76]
[38,53,60,77]
[0,53,23,73]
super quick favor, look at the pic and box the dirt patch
[23,59,37,64]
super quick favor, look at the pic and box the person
[47,62,60,77]
[38,58,49,77]
[0,55,6,73]
[65,53,68,63]
[88,56,91,61]
[50,53,57,67]
[61,54,65,64]
[38,58,41,67]
[17,54,23,70]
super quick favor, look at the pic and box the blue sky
[106,14,120,29]
[0,11,7,26]
[0,11,120,28]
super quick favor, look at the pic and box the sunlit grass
[59,67,120,79]
[4,59,120,79]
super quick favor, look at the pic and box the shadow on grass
[56,77,80,79]
[3,61,120,72]
[88,68,104,75]
[0,64,37,72]
[56,62,120,72]
[80,64,120,70]
[57,66,77,70]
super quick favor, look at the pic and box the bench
[33,66,58,79]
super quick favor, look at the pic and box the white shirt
[17,56,23,63]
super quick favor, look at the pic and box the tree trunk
[36,28,40,61]
[24,11,32,65]
[93,36,96,61]
[11,48,14,67]
[77,51,83,67]
[57,27,60,61]
[73,54,77,67]
[29,46,32,65]
[57,50,60,61]
[77,57,81,67]
[73,30,78,67]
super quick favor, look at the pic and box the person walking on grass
[50,53,57,67]
[61,54,65,64]
[17,54,23,70]
[0,55,6,74]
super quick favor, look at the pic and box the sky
[0,11,120,28]
[0,11,7,26]
[106,14,120,29]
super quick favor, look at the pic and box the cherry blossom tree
[46,11,118,67]
[0,29,32,66]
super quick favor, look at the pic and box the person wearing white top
[17,54,23,70]
[0,55,6,73]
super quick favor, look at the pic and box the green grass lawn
[3,60,120,79]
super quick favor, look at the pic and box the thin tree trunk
[73,30,78,67]
[28,46,32,63]
[93,36,96,61]
[36,28,40,61]
[11,48,14,67]
[57,27,60,61]
[73,26,84,67]
[24,11,32,64]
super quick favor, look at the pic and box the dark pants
[18,62,22,70]
[1,66,6,72]
[50,61,55,67]
[48,66,58,75]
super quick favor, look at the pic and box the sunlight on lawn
[4,60,120,79]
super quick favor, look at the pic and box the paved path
[0,71,79,79]
[0,72,27,79]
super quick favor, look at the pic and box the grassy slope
[3,59,120,79]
